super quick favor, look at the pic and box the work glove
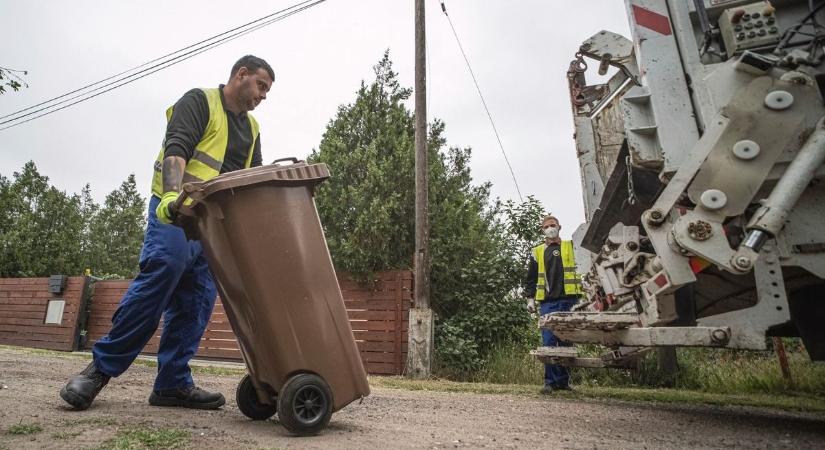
[526,298,536,314]
[155,191,180,225]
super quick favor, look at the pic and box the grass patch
[575,386,825,412]
[0,345,90,361]
[568,344,825,396]
[0,345,245,377]
[5,422,43,435]
[442,339,825,397]
[469,343,542,385]
[410,338,825,413]
[673,346,825,394]
[186,364,245,377]
[370,376,825,413]
[51,430,83,440]
[94,427,190,450]
[372,376,538,396]
[128,358,244,377]
[61,417,121,428]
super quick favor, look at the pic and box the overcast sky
[0,0,630,239]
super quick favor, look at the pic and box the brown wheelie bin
[175,158,370,436]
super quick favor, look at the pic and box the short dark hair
[542,215,559,226]
[230,55,274,82]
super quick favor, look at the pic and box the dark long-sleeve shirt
[163,85,262,172]
[523,242,565,301]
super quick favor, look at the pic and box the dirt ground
[1,348,824,449]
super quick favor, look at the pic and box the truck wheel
[277,373,332,436]
[236,374,277,420]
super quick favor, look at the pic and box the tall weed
[460,338,825,397]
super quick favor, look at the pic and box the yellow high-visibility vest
[532,240,583,300]
[150,88,259,197]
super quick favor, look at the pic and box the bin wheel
[277,373,333,436]
[236,375,277,420]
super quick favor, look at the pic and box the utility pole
[406,0,433,379]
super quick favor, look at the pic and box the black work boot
[60,362,111,410]
[148,386,225,410]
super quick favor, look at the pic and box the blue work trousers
[92,195,217,391]
[540,296,577,387]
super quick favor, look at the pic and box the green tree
[309,52,544,376]
[0,66,28,94]
[78,184,99,273]
[0,174,12,259]
[503,195,548,248]
[87,174,146,277]
[0,161,85,276]
[432,195,547,375]
[309,51,416,273]
[0,173,16,275]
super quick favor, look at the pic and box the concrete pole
[413,0,429,310]
[406,0,433,379]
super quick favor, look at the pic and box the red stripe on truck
[632,4,672,36]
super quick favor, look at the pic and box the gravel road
[1,347,823,449]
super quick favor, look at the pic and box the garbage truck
[533,0,825,368]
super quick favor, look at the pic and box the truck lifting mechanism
[533,0,825,369]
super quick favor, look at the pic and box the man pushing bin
[60,54,369,436]
[60,55,275,411]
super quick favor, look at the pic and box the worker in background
[60,55,274,411]
[523,215,583,394]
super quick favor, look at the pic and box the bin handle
[270,156,303,165]
[171,189,188,213]
[172,158,304,215]
[171,183,200,216]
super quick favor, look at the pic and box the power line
[0,0,326,129]
[0,0,320,124]
[0,0,328,132]
[439,0,523,203]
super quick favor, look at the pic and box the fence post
[393,272,404,375]
[72,276,95,351]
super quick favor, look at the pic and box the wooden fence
[340,271,410,375]
[0,277,89,352]
[0,271,411,375]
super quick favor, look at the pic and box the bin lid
[182,160,330,205]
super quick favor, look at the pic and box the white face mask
[543,226,559,239]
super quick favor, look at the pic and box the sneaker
[60,362,111,410]
[540,385,553,395]
[148,386,225,410]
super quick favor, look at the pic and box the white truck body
[534,0,825,367]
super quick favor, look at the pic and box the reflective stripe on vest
[150,88,260,197]
[532,240,583,301]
